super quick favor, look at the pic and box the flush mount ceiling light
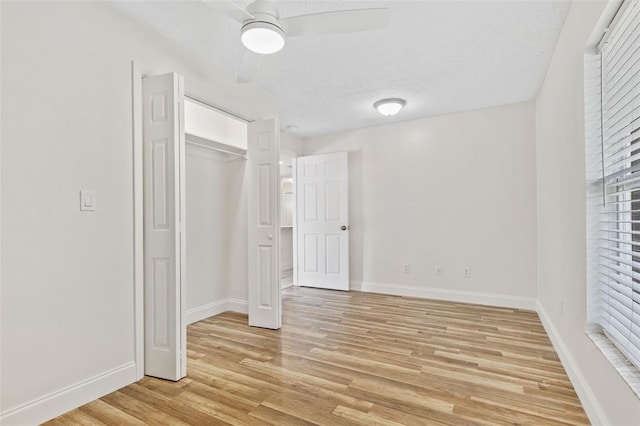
[374,98,406,116]
[241,20,285,54]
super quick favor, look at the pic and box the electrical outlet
[435,266,443,275]
[403,264,410,273]
[464,267,471,278]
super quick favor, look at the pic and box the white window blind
[599,0,640,370]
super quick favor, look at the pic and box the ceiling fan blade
[280,8,390,37]
[237,50,264,83]
[202,0,254,23]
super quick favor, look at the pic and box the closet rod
[185,94,254,123]
[186,139,248,160]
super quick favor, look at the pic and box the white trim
[131,61,144,381]
[536,302,608,426]
[292,157,299,287]
[178,75,188,379]
[587,330,640,398]
[0,362,137,425]
[227,298,248,314]
[186,299,229,324]
[186,299,249,324]
[350,281,537,310]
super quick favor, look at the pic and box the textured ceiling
[109,0,571,137]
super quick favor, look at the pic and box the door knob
[341,225,349,231]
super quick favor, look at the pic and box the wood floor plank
[247,404,315,425]
[77,399,147,426]
[99,391,191,426]
[332,405,406,426]
[45,408,109,426]
[45,287,589,425]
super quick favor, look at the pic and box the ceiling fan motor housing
[246,0,279,18]
[242,12,284,36]
[244,0,283,33]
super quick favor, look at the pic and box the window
[589,0,640,380]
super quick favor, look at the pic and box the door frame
[132,61,144,380]
[290,154,299,288]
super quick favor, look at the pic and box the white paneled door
[142,73,186,381]
[247,119,281,329]
[296,152,349,291]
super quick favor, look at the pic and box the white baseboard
[350,281,537,310]
[227,298,248,314]
[5,299,250,424]
[535,302,607,426]
[186,299,229,325]
[186,299,249,324]
[0,362,137,425]
[281,270,293,279]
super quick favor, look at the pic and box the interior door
[142,72,186,381]
[296,152,349,290]
[247,119,281,329]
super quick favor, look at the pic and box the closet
[142,72,281,382]
[183,98,248,325]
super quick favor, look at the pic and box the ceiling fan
[205,0,391,82]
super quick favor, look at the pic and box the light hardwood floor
[45,287,589,425]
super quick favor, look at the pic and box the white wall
[301,102,538,308]
[280,227,294,273]
[281,132,303,155]
[185,99,248,151]
[185,146,250,320]
[535,1,640,424]
[0,1,276,423]
[185,145,229,323]
[225,158,249,306]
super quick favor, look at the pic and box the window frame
[585,0,640,398]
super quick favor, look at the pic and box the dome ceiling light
[374,98,406,116]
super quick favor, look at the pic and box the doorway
[281,151,350,292]
[279,150,296,289]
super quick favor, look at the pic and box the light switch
[80,190,96,211]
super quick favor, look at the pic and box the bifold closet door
[247,119,281,329]
[142,72,186,381]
